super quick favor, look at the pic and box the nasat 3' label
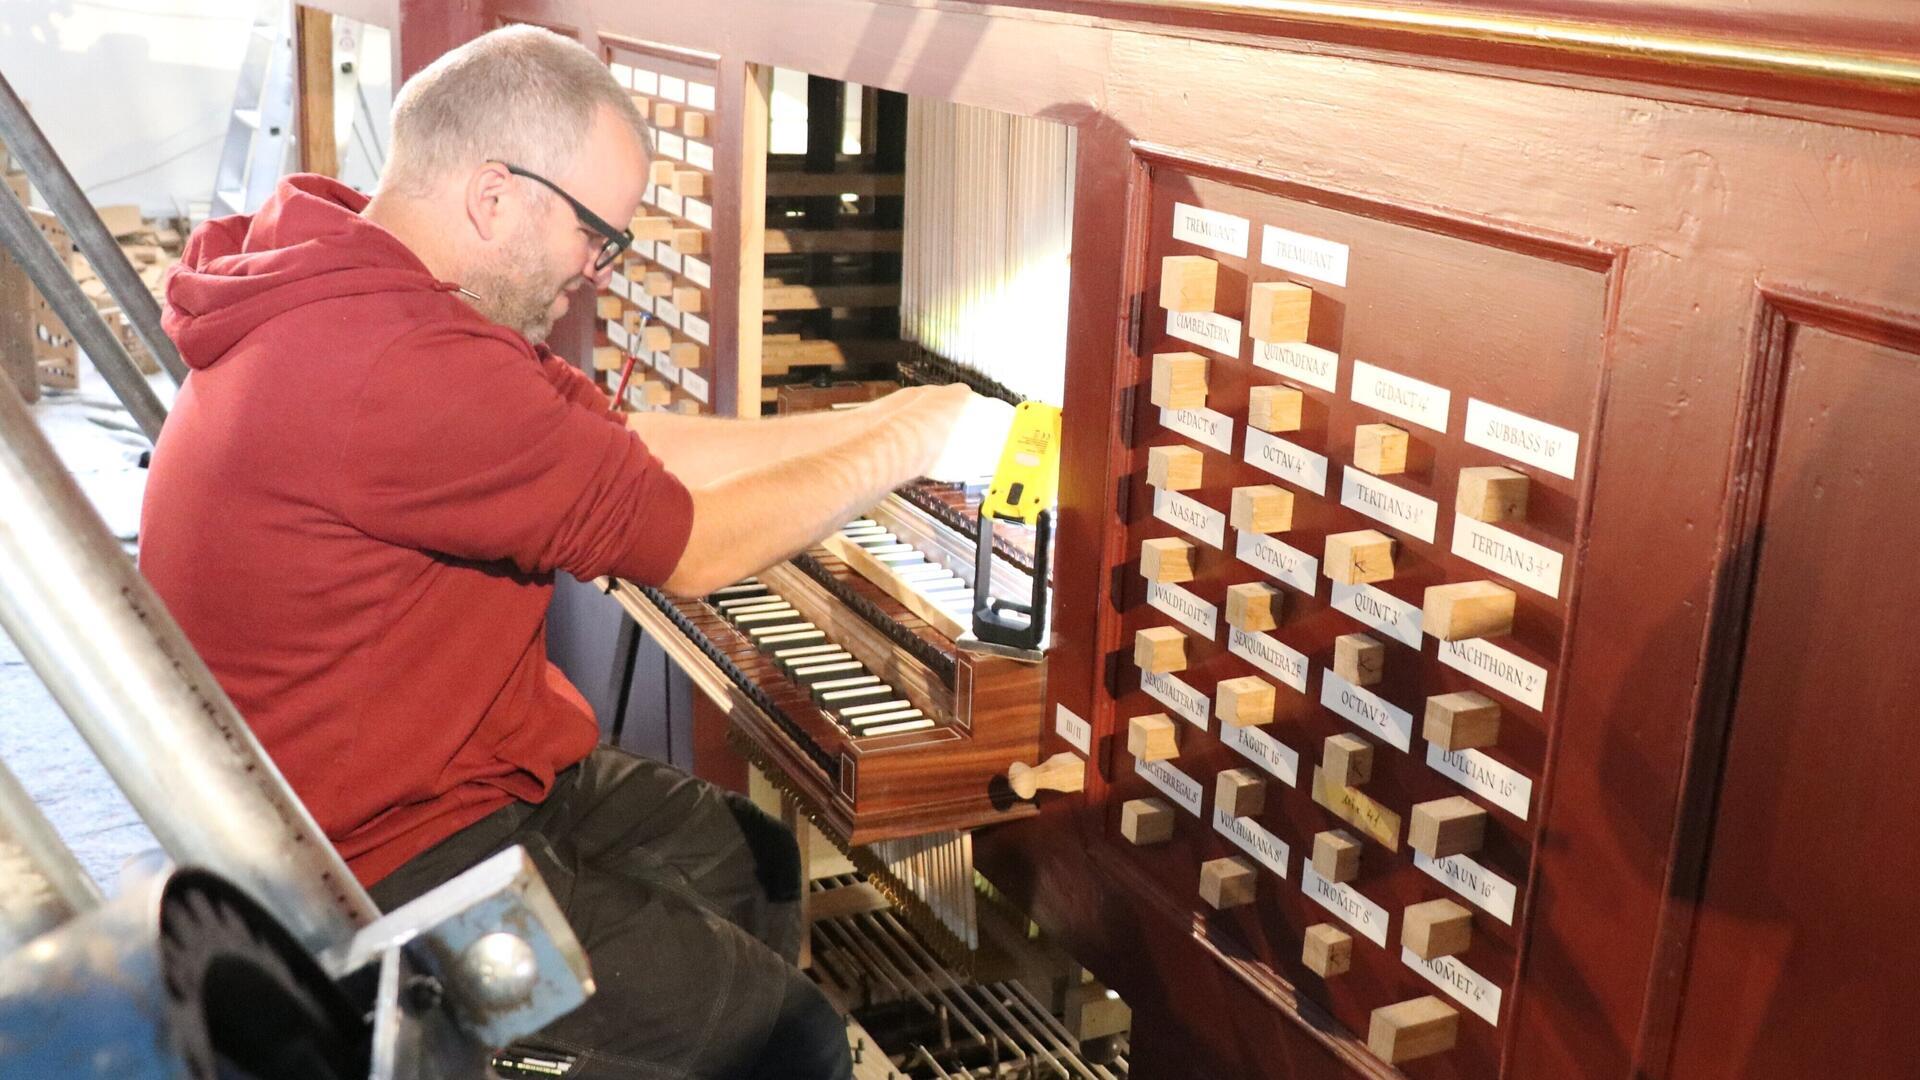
[1222,722,1300,787]
[1438,637,1548,712]
[1453,514,1564,598]
[1414,849,1518,925]
[1320,670,1413,751]
[1227,627,1308,693]
[1152,488,1226,549]
[1141,669,1210,730]
[1214,807,1291,878]
[1166,309,1242,359]
[1350,359,1451,433]
[1402,947,1503,1026]
[1341,467,1439,543]
[1465,398,1579,479]
[1137,756,1204,817]
[1145,580,1218,640]
[1172,202,1250,258]
[1160,406,1234,454]
[1243,428,1328,495]
[1427,744,1532,820]
[1235,531,1318,597]
[1252,340,1339,393]
[1330,580,1423,648]
[1054,703,1091,755]
[1301,861,1388,946]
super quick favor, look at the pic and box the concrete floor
[2,364,168,889]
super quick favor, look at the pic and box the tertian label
[1341,467,1439,542]
[1452,513,1564,598]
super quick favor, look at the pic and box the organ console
[356,2,1920,1075]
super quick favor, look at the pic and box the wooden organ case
[351,1,1920,1076]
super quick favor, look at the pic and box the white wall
[0,1,256,217]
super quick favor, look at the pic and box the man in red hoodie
[142,25,970,1080]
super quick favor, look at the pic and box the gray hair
[381,25,649,198]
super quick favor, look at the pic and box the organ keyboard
[606,481,1050,848]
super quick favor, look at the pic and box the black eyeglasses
[490,160,633,272]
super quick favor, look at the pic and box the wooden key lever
[1007,752,1085,800]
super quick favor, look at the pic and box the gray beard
[464,258,564,343]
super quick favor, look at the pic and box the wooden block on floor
[671,227,706,255]
[1246,384,1303,433]
[1146,444,1204,491]
[1403,898,1474,959]
[652,101,679,127]
[1127,713,1179,762]
[1230,484,1293,533]
[592,345,624,372]
[1457,465,1530,523]
[1215,768,1266,818]
[1332,633,1386,687]
[647,160,678,187]
[1159,255,1218,312]
[1247,280,1312,342]
[1322,733,1373,787]
[671,342,702,370]
[681,110,708,138]
[671,169,707,198]
[1423,581,1516,640]
[1302,923,1352,977]
[1368,997,1459,1064]
[641,325,673,353]
[1354,423,1410,476]
[1324,530,1395,585]
[1214,676,1275,729]
[1311,829,1362,883]
[1198,856,1256,909]
[1134,626,1188,674]
[1224,582,1280,633]
[671,286,704,314]
[1149,351,1208,410]
[1424,691,1501,751]
[1409,796,1488,858]
[1120,797,1176,845]
[1139,537,1195,584]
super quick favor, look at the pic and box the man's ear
[464,162,514,243]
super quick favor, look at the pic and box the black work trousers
[368,747,853,1080]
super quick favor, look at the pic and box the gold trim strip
[1093,0,1920,92]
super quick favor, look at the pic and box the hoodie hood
[164,175,461,368]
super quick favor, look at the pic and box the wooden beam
[766,170,906,198]
[294,6,338,177]
[734,63,771,417]
[760,337,909,375]
[764,228,903,254]
[763,283,900,311]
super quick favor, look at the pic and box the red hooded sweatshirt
[141,176,693,886]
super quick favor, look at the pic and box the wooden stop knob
[1007,752,1085,800]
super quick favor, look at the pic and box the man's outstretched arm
[623,388,927,487]
[655,384,971,597]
